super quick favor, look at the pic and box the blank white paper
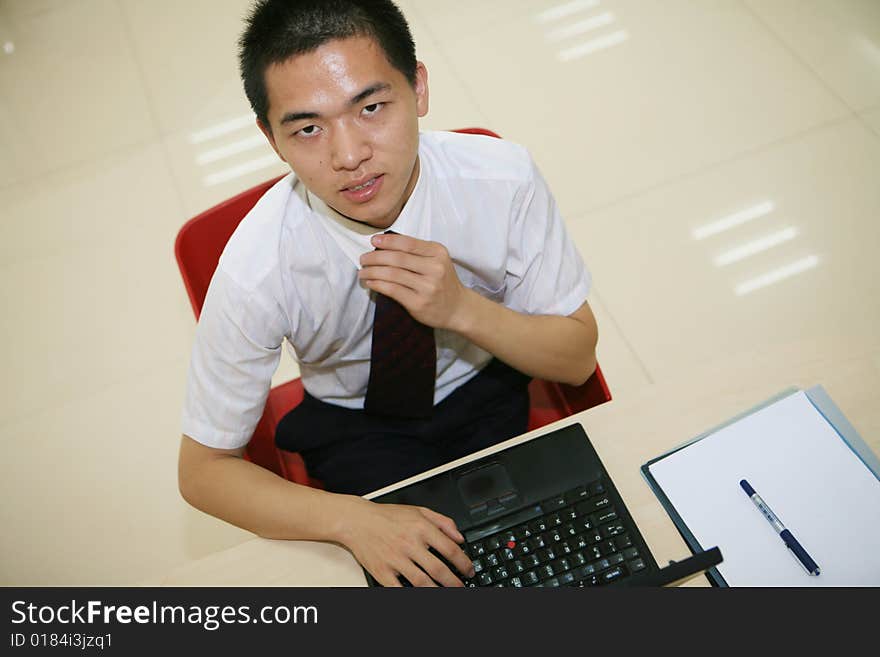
[648,391,880,586]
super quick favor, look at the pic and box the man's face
[259,36,429,229]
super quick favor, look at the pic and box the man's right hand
[338,497,475,587]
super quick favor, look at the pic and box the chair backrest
[175,175,284,318]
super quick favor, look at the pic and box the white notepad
[646,390,880,586]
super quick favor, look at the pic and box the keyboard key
[492,565,509,581]
[558,540,575,555]
[571,551,587,566]
[542,494,567,511]
[472,559,484,574]
[575,500,595,517]
[578,563,596,577]
[587,531,603,545]
[536,548,554,564]
[582,574,602,587]
[545,577,561,588]
[594,509,618,525]
[550,557,571,573]
[576,517,594,531]
[560,571,576,585]
[562,523,579,537]
[540,564,555,579]
[472,542,486,556]
[608,552,625,566]
[602,564,628,584]
[588,545,602,561]
[522,570,540,586]
[564,486,589,504]
[514,525,532,540]
[628,558,647,572]
[575,536,589,550]
[529,535,546,550]
[600,540,617,556]
[510,576,523,588]
[511,559,526,574]
[601,524,626,538]
[589,481,606,497]
[530,518,549,533]
[478,573,493,586]
[548,512,564,527]
[502,548,516,562]
[615,534,633,550]
[486,536,501,551]
[596,558,611,571]
[622,547,640,561]
[548,528,563,543]
[592,495,611,510]
[486,553,499,567]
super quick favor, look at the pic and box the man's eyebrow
[279,82,392,125]
[350,82,391,105]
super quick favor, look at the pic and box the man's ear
[414,61,429,118]
[257,118,285,162]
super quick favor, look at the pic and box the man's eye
[296,125,321,138]
[363,103,384,115]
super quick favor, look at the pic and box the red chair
[174,128,611,486]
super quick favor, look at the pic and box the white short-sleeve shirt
[182,131,591,449]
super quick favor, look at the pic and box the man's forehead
[264,37,400,116]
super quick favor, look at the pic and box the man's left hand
[358,233,472,330]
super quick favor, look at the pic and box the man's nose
[330,123,371,171]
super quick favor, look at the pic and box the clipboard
[641,385,880,587]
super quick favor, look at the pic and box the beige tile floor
[0,0,877,585]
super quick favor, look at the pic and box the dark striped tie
[363,232,437,418]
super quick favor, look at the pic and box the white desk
[152,338,879,586]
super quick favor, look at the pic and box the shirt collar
[302,146,427,269]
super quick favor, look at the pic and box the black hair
[239,0,417,129]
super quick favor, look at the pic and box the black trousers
[275,359,531,496]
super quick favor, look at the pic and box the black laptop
[365,422,722,587]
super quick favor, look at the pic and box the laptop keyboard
[460,477,648,587]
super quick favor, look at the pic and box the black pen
[740,479,820,576]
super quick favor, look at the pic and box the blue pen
[739,479,820,576]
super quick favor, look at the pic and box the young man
[178,0,598,587]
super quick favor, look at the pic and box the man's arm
[358,233,598,385]
[178,434,476,586]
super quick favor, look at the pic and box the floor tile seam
[567,113,857,220]
[589,286,655,386]
[0,354,188,436]
[857,109,880,141]
[738,0,867,115]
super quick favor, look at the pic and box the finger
[397,561,438,588]
[359,249,431,274]
[371,233,438,256]
[418,510,475,579]
[362,279,422,309]
[358,266,425,292]
[375,569,404,588]
[414,550,465,588]
[419,507,465,543]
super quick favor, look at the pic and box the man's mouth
[344,176,380,191]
